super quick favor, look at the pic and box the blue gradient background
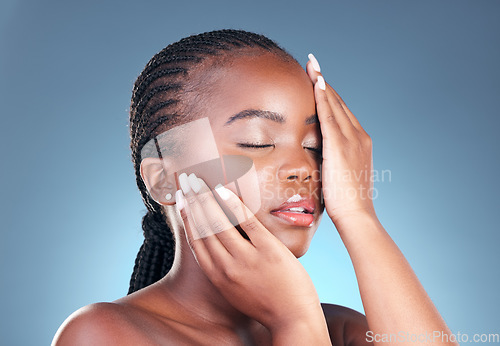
[1,1,499,344]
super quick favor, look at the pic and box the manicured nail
[214,184,231,201]
[179,173,191,194]
[188,173,202,193]
[197,177,208,191]
[175,189,184,210]
[317,75,326,91]
[308,53,321,73]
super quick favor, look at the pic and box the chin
[288,244,310,258]
[275,231,314,258]
[252,210,321,258]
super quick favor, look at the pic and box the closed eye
[238,143,322,156]
[237,143,274,149]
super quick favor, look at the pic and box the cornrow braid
[128,28,297,294]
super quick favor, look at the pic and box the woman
[52,29,455,345]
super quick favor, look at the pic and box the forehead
[188,53,316,128]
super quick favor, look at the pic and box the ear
[140,157,176,205]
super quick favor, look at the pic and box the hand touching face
[179,53,324,257]
[305,54,376,226]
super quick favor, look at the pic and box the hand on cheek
[175,172,325,333]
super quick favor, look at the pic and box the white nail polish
[214,184,231,201]
[308,53,321,73]
[179,173,191,194]
[317,75,326,91]
[188,173,202,193]
[175,189,184,210]
[165,193,172,201]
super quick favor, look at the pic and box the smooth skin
[177,176,331,345]
[52,53,454,345]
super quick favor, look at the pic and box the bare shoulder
[321,303,373,346]
[51,302,145,345]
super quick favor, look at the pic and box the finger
[175,189,213,273]
[328,83,369,136]
[307,55,356,139]
[305,58,321,84]
[306,54,350,115]
[307,54,364,136]
[188,174,254,256]
[180,175,235,264]
[312,76,346,146]
[183,173,253,255]
[213,183,277,250]
[322,79,359,138]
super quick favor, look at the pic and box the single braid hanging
[128,29,296,294]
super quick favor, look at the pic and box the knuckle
[210,273,222,286]
[222,266,241,283]
[196,224,211,238]
[185,195,197,205]
[244,253,260,268]
[196,191,211,204]
[202,262,216,278]
[211,219,227,234]
[211,268,230,287]
[339,134,350,146]
[260,246,281,263]
[326,113,337,124]
[227,199,243,216]
[180,213,189,223]
[362,133,372,146]
[243,219,260,233]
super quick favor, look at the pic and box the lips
[271,196,315,214]
[270,196,316,227]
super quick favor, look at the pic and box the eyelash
[237,143,322,154]
[237,143,273,149]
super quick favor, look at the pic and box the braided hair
[128,29,298,294]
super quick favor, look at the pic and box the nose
[277,150,317,183]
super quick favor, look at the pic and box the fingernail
[308,53,321,73]
[175,189,184,210]
[179,173,191,194]
[188,173,202,193]
[214,184,231,201]
[197,177,208,190]
[317,75,326,91]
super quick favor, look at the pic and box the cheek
[228,161,277,216]
[256,165,277,202]
[311,160,323,202]
[227,155,324,216]
[229,160,262,215]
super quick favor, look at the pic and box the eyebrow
[224,109,318,126]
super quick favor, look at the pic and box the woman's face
[175,53,324,257]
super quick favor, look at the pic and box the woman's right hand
[175,173,329,340]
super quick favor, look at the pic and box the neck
[155,205,257,330]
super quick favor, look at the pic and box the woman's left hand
[306,54,377,227]
[174,175,331,343]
